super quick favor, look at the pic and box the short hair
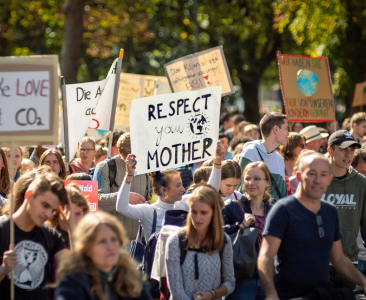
[95,145,108,161]
[232,114,246,125]
[116,132,131,161]
[66,173,92,181]
[105,130,124,147]
[351,149,366,169]
[259,112,287,138]
[292,149,315,174]
[193,166,212,184]
[351,112,366,127]
[39,149,67,179]
[220,112,232,125]
[80,136,96,149]
[243,124,259,136]
[298,152,330,173]
[219,133,229,141]
[238,121,251,135]
[280,132,304,161]
[229,136,251,151]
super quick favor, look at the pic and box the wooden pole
[107,49,124,157]
[9,143,15,300]
[61,76,70,173]
[325,53,337,129]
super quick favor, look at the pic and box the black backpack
[89,157,118,189]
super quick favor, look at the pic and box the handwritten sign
[65,59,118,160]
[130,87,222,175]
[0,55,60,145]
[277,54,335,122]
[63,180,99,212]
[115,74,171,131]
[164,46,234,96]
[352,82,366,107]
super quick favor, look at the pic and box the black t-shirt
[0,218,66,300]
[263,196,342,299]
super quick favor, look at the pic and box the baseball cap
[328,130,361,149]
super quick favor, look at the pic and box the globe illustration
[296,69,319,97]
[189,114,207,135]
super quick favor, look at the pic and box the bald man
[258,153,366,299]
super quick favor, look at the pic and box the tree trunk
[61,0,85,84]
[239,75,261,123]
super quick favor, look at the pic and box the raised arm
[258,235,281,300]
[115,154,148,221]
[207,142,226,190]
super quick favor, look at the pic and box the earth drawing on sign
[296,69,319,97]
[189,113,208,136]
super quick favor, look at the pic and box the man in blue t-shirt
[258,152,366,300]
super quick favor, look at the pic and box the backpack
[89,157,118,189]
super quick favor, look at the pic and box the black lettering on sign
[182,143,191,163]
[157,103,167,119]
[95,85,103,98]
[0,78,10,97]
[169,101,176,116]
[147,150,159,170]
[160,147,172,166]
[149,105,156,121]
[202,138,213,159]
[192,141,201,160]
[15,108,44,126]
[77,87,91,101]
[171,144,181,164]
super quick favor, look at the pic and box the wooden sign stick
[9,142,15,300]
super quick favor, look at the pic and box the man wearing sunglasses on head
[258,152,366,300]
[322,130,366,290]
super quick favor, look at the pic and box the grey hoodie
[321,167,366,262]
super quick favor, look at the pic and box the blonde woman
[222,161,273,300]
[55,211,151,300]
[165,185,235,300]
[70,136,96,174]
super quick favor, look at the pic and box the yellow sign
[114,74,171,131]
[352,82,366,107]
[277,54,335,122]
[164,46,234,96]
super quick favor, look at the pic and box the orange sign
[277,54,335,123]
[63,180,98,212]
[352,82,366,107]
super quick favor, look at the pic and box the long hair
[148,169,180,197]
[221,160,242,181]
[0,148,11,196]
[39,149,67,179]
[243,162,272,202]
[184,184,224,255]
[280,132,304,161]
[55,212,143,300]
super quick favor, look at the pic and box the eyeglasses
[244,177,266,184]
[79,148,95,153]
[316,215,324,238]
[299,144,305,149]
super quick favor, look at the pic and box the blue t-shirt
[263,196,342,299]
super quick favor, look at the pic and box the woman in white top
[116,154,185,238]
[217,160,242,201]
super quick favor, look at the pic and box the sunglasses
[317,215,324,238]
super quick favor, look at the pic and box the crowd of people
[2,110,366,300]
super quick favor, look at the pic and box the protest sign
[115,74,171,131]
[63,180,99,212]
[65,58,120,160]
[130,86,222,175]
[352,82,366,108]
[164,46,234,96]
[277,54,335,123]
[0,55,60,145]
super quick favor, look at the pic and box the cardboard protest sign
[114,74,171,131]
[63,180,99,212]
[65,58,118,160]
[164,46,234,96]
[0,55,60,145]
[130,87,222,175]
[277,54,335,122]
[352,82,366,107]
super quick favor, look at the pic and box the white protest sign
[130,86,222,175]
[65,58,118,160]
[115,73,171,131]
[164,46,234,96]
[0,55,60,145]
